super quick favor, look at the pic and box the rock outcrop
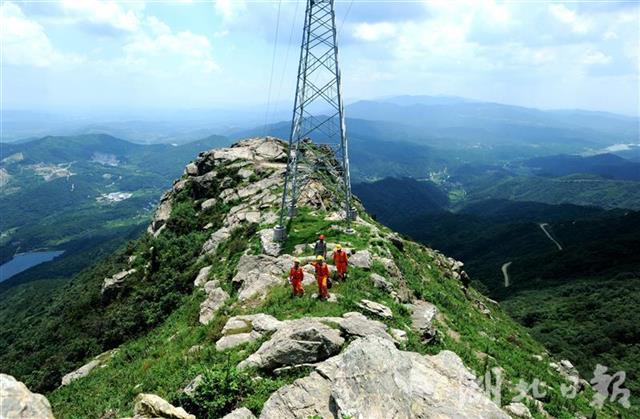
[357,299,393,319]
[132,393,195,419]
[199,284,230,325]
[232,254,295,301]
[0,374,54,419]
[61,349,118,386]
[102,268,137,294]
[410,300,438,342]
[193,266,212,288]
[349,250,372,269]
[260,336,508,418]
[222,407,257,419]
[238,318,344,370]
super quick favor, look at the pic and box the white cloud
[60,0,140,33]
[581,49,612,65]
[215,0,246,21]
[120,18,219,75]
[0,1,81,67]
[603,31,619,40]
[549,4,590,34]
[353,22,397,42]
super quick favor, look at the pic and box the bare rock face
[349,250,372,269]
[222,407,257,419]
[0,374,54,419]
[182,374,204,396]
[238,318,344,371]
[410,300,439,342]
[375,256,402,279]
[133,393,195,419]
[259,229,281,257]
[201,226,232,255]
[102,268,137,294]
[338,312,394,342]
[61,349,118,386]
[199,286,230,325]
[216,314,283,351]
[357,299,393,319]
[260,337,508,419]
[193,266,212,288]
[370,273,392,292]
[148,194,172,237]
[504,402,533,418]
[216,331,263,351]
[232,254,295,301]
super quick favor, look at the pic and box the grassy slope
[48,204,627,418]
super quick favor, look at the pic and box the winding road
[501,261,512,288]
[539,223,563,251]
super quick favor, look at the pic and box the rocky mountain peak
[6,137,606,418]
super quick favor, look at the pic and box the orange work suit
[332,250,348,279]
[289,266,305,296]
[313,262,330,299]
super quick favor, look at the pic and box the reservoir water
[0,251,64,283]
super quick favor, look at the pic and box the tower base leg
[273,225,287,242]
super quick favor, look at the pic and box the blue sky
[1,0,639,115]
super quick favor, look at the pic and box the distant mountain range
[4,96,638,149]
[523,153,640,181]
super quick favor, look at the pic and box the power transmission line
[263,0,283,137]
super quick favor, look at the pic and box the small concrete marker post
[273,225,286,242]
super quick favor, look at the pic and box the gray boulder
[259,229,281,257]
[259,372,333,418]
[185,162,198,176]
[390,328,408,343]
[61,359,100,387]
[200,198,217,211]
[370,273,392,292]
[182,374,204,396]
[199,287,230,325]
[193,266,212,288]
[148,195,172,236]
[201,226,232,255]
[216,314,283,351]
[222,407,257,419]
[338,312,393,341]
[101,268,136,294]
[133,393,195,419]
[410,300,438,342]
[375,256,402,279]
[0,374,54,419]
[238,318,344,371]
[260,336,508,419]
[60,349,118,387]
[232,254,295,301]
[216,331,262,351]
[349,250,372,269]
[504,402,533,418]
[357,299,393,319]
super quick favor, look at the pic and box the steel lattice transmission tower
[273,0,353,241]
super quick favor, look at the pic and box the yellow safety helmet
[335,244,342,250]
[316,255,324,261]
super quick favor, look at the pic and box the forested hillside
[2,138,628,418]
[355,177,640,404]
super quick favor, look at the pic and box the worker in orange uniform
[313,255,330,300]
[289,258,305,297]
[332,244,348,281]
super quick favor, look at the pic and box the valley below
[1,96,638,416]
